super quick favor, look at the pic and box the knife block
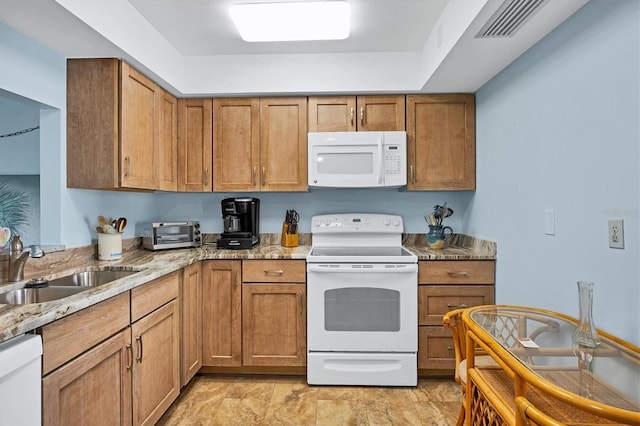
[281,222,298,247]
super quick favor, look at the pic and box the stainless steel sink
[0,268,144,305]
[46,269,139,287]
[0,287,87,304]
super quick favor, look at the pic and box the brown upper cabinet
[406,94,476,190]
[158,91,178,191]
[67,58,172,190]
[213,97,308,192]
[178,99,213,192]
[308,95,405,132]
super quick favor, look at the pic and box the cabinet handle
[447,303,468,308]
[360,107,364,126]
[448,271,469,278]
[447,346,455,351]
[126,343,133,370]
[264,269,284,275]
[252,167,257,186]
[124,156,131,177]
[204,168,209,186]
[410,165,415,184]
[135,335,143,363]
[298,293,304,313]
[261,167,266,186]
[350,107,354,126]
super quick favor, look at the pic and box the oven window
[324,288,400,332]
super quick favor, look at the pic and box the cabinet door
[418,285,495,326]
[131,300,180,426]
[308,96,356,132]
[42,328,132,426]
[202,260,242,366]
[356,95,405,131]
[418,326,456,370]
[259,97,308,191]
[181,262,202,386]
[120,61,160,190]
[158,90,178,191]
[178,98,213,192]
[406,94,475,190]
[67,58,120,189]
[213,98,260,191]
[242,283,306,367]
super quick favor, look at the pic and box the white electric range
[306,213,418,386]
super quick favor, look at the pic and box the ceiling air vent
[476,0,550,38]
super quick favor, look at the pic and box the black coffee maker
[216,197,260,249]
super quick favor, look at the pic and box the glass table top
[467,305,640,412]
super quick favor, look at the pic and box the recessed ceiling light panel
[229,1,351,42]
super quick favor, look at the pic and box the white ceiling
[129,0,448,55]
[0,0,589,96]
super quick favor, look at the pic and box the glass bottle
[571,281,599,348]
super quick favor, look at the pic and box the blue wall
[467,0,639,344]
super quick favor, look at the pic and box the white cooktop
[307,214,417,264]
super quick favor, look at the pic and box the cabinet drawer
[418,326,456,370]
[418,285,494,326]
[131,271,179,322]
[41,292,130,375]
[419,260,495,284]
[242,260,306,283]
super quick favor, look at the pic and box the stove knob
[392,219,400,227]
[383,219,391,226]
[323,218,331,226]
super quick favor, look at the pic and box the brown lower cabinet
[180,262,203,385]
[201,260,242,367]
[202,259,307,370]
[242,261,306,367]
[41,272,180,426]
[417,260,495,377]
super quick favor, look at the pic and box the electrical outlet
[608,219,624,249]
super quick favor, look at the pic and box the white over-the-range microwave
[308,131,407,188]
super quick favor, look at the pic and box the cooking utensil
[115,217,127,233]
[98,215,106,226]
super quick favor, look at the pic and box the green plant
[0,181,30,240]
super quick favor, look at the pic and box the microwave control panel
[384,145,403,176]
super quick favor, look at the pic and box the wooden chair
[516,396,567,426]
[443,308,559,425]
[443,308,496,426]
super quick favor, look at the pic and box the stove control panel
[311,214,403,233]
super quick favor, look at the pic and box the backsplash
[0,233,495,284]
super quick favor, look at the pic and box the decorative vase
[426,225,453,249]
[571,281,599,348]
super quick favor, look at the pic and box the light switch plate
[608,219,624,249]
[544,209,555,235]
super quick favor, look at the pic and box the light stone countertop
[0,233,495,343]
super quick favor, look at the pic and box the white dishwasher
[0,334,42,426]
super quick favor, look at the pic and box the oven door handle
[307,264,418,273]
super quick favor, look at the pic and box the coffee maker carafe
[216,197,260,249]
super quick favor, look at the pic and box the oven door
[307,262,417,352]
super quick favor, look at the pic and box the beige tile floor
[158,375,461,426]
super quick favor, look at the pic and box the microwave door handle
[378,135,384,185]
